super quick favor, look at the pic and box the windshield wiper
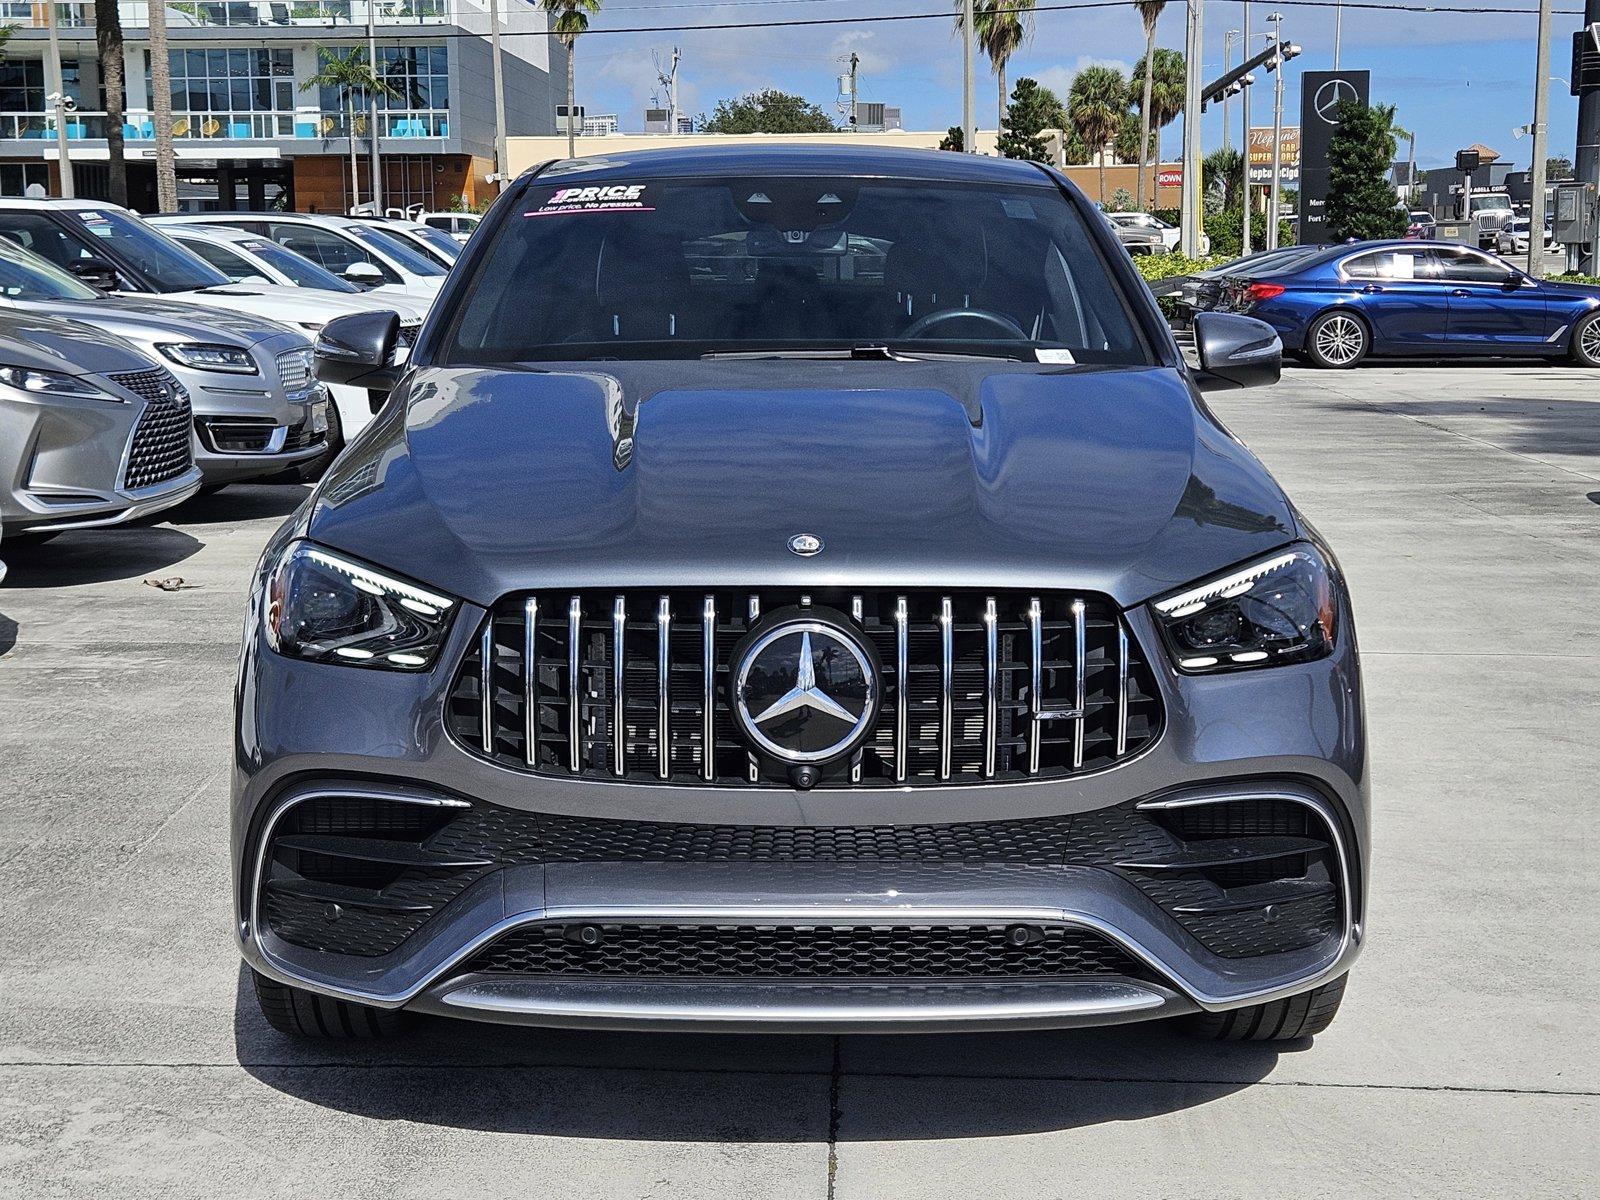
[700,344,1026,362]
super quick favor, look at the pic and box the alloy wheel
[1580,317,1600,365]
[1314,315,1365,366]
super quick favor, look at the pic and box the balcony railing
[0,0,478,29]
[0,109,451,140]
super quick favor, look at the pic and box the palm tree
[1131,1,1165,210]
[1371,103,1414,200]
[956,0,1035,133]
[148,0,176,211]
[1130,47,1185,206]
[94,0,127,205]
[542,0,603,158]
[1203,146,1245,211]
[302,49,398,213]
[1067,65,1127,203]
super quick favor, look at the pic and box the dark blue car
[1219,240,1600,369]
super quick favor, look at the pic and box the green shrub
[1132,252,1227,283]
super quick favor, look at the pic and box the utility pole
[1267,13,1285,250]
[1334,0,1342,70]
[1579,0,1600,271]
[490,0,511,185]
[1180,0,1205,254]
[1526,0,1553,276]
[848,52,859,129]
[45,1,74,199]
[1222,31,1235,151]
[961,0,976,152]
[668,47,680,134]
[367,0,382,213]
[1241,1,1253,256]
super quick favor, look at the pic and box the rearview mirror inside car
[1192,312,1283,392]
[314,310,401,392]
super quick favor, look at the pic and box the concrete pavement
[1,362,1597,1198]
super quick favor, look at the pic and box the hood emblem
[788,533,823,557]
[729,610,880,776]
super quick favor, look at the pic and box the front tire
[1568,311,1600,367]
[1180,974,1347,1042]
[1303,311,1369,369]
[250,968,411,1039]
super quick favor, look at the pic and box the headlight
[265,542,459,670]
[0,364,122,401]
[157,343,259,374]
[1151,545,1337,673]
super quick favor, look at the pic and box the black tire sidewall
[1569,312,1600,367]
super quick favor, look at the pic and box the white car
[416,211,481,243]
[1494,217,1554,256]
[1106,211,1181,251]
[156,211,445,304]
[350,216,462,269]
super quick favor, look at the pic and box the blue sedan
[1217,240,1600,368]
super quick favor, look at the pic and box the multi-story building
[0,1,563,212]
[580,112,618,137]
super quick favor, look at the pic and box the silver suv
[0,241,328,487]
[0,310,200,540]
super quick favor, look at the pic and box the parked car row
[1155,239,1600,368]
[0,200,436,568]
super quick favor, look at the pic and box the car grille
[396,322,421,348]
[114,369,193,490]
[200,416,275,454]
[457,923,1151,981]
[446,589,1163,788]
[283,418,323,452]
[255,792,1343,960]
[275,347,314,392]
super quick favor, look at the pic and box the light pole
[45,1,74,199]
[1223,30,1241,151]
[961,0,976,152]
[490,0,511,184]
[367,0,382,213]
[1526,0,1553,276]
[1241,1,1253,256]
[1267,12,1285,251]
[1181,0,1205,255]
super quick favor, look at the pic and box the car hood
[308,360,1298,608]
[1536,279,1600,303]
[91,293,290,345]
[0,310,154,377]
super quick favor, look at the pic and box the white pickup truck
[1469,194,1516,248]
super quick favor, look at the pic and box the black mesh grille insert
[459,923,1150,980]
[115,369,193,490]
[445,588,1163,788]
[257,791,1345,962]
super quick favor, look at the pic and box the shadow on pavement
[0,611,15,656]
[0,525,203,588]
[167,483,310,525]
[233,968,1282,1139]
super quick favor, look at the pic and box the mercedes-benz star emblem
[730,610,879,769]
[1313,79,1358,125]
[788,533,824,557]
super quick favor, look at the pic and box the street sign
[1247,125,1300,185]
[1157,167,1183,189]
[1298,70,1370,244]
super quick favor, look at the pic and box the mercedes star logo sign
[788,533,824,557]
[1313,79,1358,125]
[730,612,879,768]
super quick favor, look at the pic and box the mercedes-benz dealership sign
[1298,70,1371,243]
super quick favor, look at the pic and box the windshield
[0,241,101,301]
[402,223,462,263]
[440,175,1152,365]
[241,238,359,292]
[349,226,447,276]
[66,208,229,292]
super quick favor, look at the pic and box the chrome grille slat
[701,595,717,783]
[522,597,538,767]
[656,595,671,780]
[611,596,626,777]
[567,596,582,772]
[453,588,1161,788]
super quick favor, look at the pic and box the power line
[263,0,1583,42]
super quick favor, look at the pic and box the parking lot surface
[2,362,1597,1198]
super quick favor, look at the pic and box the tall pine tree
[1325,100,1407,241]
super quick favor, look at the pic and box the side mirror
[69,257,121,291]
[314,310,401,391]
[1192,311,1282,392]
[342,261,384,287]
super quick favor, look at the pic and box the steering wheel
[901,307,1030,340]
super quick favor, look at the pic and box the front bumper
[234,583,1369,1033]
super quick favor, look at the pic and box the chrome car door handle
[1449,288,1471,297]
[1360,284,1384,294]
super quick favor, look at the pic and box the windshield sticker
[1001,198,1037,220]
[77,211,111,226]
[527,184,652,217]
[1036,348,1077,364]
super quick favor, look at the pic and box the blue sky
[560,0,1581,171]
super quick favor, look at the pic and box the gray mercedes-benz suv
[237,147,1366,1043]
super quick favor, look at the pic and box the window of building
[0,163,50,198]
[145,49,295,135]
